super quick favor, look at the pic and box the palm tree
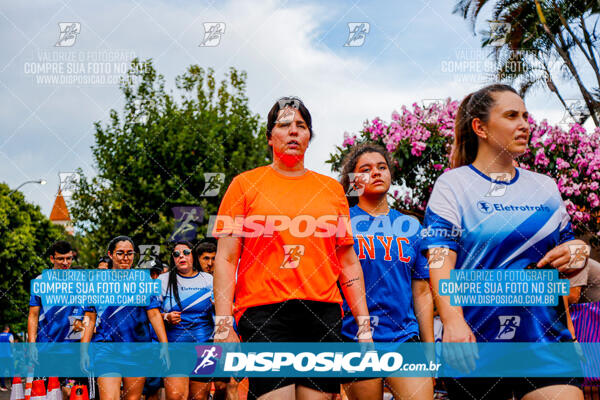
[454,0,600,126]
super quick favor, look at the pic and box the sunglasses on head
[172,249,192,258]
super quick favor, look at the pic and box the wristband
[163,312,169,321]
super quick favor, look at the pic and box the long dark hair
[166,241,197,309]
[339,142,394,207]
[452,84,519,168]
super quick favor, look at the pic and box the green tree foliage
[455,0,600,126]
[71,59,271,266]
[0,184,65,334]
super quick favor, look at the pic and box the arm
[412,279,434,342]
[147,308,168,343]
[337,244,371,341]
[427,248,475,343]
[27,306,40,343]
[80,311,96,343]
[79,311,96,372]
[213,236,242,342]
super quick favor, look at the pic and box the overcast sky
[1,0,591,217]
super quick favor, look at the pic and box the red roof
[49,189,71,221]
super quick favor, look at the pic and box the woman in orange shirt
[213,96,372,400]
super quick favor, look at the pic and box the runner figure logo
[344,23,370,47]
[59,172,80,198]
[276,107,296,125]
[66,315,85,341]
[170,206,204,242]
[137,245,160,268]
[55,23,81,47]
[280,245,305,269]
[201,173,225,197]
[213,318,232,340]
[496,315,521,340]
[193,345,222,375]
[561,99,588,125]
[199,23,225,47]
[489,22,510,47]
[355,316,379,340]
[428,247,449,269]
[421,99,445,110]
[346,173,369,197]
[567,244,590,270]
[486,172,511,197]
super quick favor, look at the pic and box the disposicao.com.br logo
[223,351,440,374]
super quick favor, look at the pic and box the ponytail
[451,84,519,168]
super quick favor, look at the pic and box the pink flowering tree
[327,100,600,246]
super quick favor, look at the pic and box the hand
[28,343,38,365]
[160,343,171,370]
[537,241,590,274]
[166,311,181,325]
[442,317,478,374]
[80,350,89,373]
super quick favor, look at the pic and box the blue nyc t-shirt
[341,205,429,342]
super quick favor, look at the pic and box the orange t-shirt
[213,165,354,322]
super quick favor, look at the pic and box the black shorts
[189,376,229,383]
[444,377,583,399]
[237,300,343,399]
[341,335,423,384]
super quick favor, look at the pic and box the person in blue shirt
[339,143,434,400]
[27,240,85,399]
[423,84,588,399]
[159,241,215,400]
[28,241,85,343]
[0,325,14,391]
[81,236,169,400]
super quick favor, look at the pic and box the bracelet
[163,312,169,321]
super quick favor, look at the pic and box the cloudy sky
[0,0,589,216]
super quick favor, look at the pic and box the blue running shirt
[85,299,160,342]
[422,165,574,343]
[158,272,214,342]
[341,206,429,342]
[30,276,85,343]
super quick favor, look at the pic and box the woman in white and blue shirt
[423,84,588,399]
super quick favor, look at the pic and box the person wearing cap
[148,258,164,280]
[213,96,372,399]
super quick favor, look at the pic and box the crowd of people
[3,86,598,400]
